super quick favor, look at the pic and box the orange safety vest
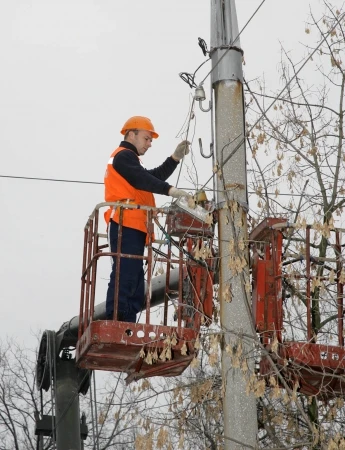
[104,146,156,235]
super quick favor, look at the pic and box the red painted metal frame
[250,218,283,345]
[77,321,199,383]
[260,342,345,398]
[76,203,214,382]
[185,237,214,324]
[166,208,214,238]
[250,218,345,398]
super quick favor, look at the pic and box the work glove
[172,140,190,161]
[168,187,190,199]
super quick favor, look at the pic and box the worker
[104,116,190,323]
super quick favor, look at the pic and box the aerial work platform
[251,217,345,399]
[76,201,216,382]
[77,321,198,383]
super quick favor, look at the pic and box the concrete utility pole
[210,1,258,448]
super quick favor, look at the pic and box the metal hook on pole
[199,138,214,158]
[199,100,212,113]
[194,85,212,112]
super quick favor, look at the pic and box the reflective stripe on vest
[104,147,156,235]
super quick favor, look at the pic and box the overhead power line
[0,174,103,185]
[2,173,344,201]
[200,0,268,85]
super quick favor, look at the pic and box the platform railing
[77,202,207,341]
[250,218,345,397]
[251,219,345,347]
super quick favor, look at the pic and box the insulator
[194,85,206,101]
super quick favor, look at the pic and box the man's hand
[172,140,190,161]
[168,187,190,198]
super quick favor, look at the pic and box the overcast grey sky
[0,0,327,347]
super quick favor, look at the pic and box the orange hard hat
[120,116,159,139]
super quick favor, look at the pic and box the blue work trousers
[106,221,146,322]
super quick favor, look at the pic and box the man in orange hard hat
[104,116,190,322]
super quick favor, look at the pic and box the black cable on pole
[180,1,268,90]
[198,37,209,56]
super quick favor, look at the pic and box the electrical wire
[5,7,342,200]
[2,171,342,201]
[49,368,91,442]
[174,97,196,188]
[179,1,267,90]
[196,11,345,209]
[153,217,213,271]
[47,334,56,450]
[143,98,198,290]
[179,57,210,89]
[92,371,100,450]
[199,0,267,86]
[0,101,194,190]
[0,174,102,185]
[89,372,97,447]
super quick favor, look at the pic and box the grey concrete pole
[210,1,258,448]
[55,358,82,450]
